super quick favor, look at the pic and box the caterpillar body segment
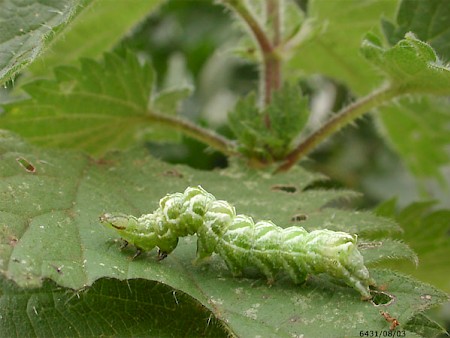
[100,186,375,299]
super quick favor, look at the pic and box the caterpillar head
[100,213,177,254]
[100,213,139,231]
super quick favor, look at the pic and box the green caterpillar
[100,186,375,299]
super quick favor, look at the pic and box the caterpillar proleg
[100,186,375,299]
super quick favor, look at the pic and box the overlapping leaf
[286,0,397,95]
[381,0,450,61]
[378,97,450,178]
[0,278,227,337]
[0,0,87,84]
[0,131,446,337]
[373,0,450,180]
[376,200,450,292]
[29,0,165,75]
[0,53,188,155]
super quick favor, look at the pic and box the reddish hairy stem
[275,86,401,172]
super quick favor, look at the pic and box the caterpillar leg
[119,239,129,250]
[131,248,142,260]
[157,249,168,261]
[284,264,307,285]
[216,245,245,277]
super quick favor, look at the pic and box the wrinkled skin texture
[100,186,375,299]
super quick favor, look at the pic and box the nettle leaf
[228,84,309,161]
[360,239,418,267]
[361,33,450,95]
[404,313,449,338]
[0,52,189,155]
[266,83,310,153]
[381,0,450,61]
[29,0,165,76]
[376,200,450,293]
[0,278,227,337]
[360,33,450,178]
[374,0,450,180]
[1,131,446,336]
[286,0,397,95]
[378,97,450,178]
[0,0,87,84]
[228,92,265,157]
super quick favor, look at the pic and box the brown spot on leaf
[291,214,308,222]
[271,184,297,193]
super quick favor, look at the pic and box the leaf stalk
[220,0,282,108]
[146,111,238,157]
[275,85,402,172]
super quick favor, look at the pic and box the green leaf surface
[0,53,186,155]
[0,131,442,336]
[381,0,450,61]
[29,0,164,76]
[286,0,397,95]
[375,200,450,293]
[360,239,418,266]
[0,0,87,84]
[361,33,450,95]
[0,277,227,338]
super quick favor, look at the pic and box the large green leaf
[0,272,446,338]
[1,131,446,336]
[376,200,450,293]
[0,53,185,155]
[0,0,164,84]
[0,278,227,337]
[0,0,87,84]
[374,0,450,180]
[381,0,450,61]
[29,0,165,76]
[378,97,450,178]
[286,0,397,95]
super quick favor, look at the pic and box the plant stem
[147,111,238,157]
[220,0,281,108]
[275,85,402,172]
[266,0,282,93]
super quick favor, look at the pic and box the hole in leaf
[16,157,36,173]
[291,214,308,222]
[162,169,184,178]
[302,179,343,191]
[371,291,395,306]
[271,185,297,193]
